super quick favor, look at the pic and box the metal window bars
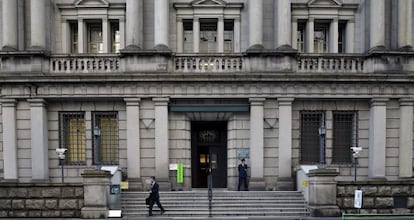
[92,112,119,165]
[59,112,86,165]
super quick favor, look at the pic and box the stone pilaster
[275,0,292,50]
[125,98,142,190]
[307,169,340,217]
[153,97,170,190]
[2,0,18,51]
[277,98,294,190]
[249,98,265,190]
[29,99,49,181]
[248,0,263,49]
[368,98,388,178]
[154,0,169,49]
[81,170,111,219]
[1,99,18,180]
[399,98,413,177]
[369,0,385,50]
[125,0,143,50]
[30,0,46,50]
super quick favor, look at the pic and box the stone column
[30,0,46,50]
[249,98,265,190]
[329,18,338,53]
[103,18,110,53]
[307,169,340,217]
[368,98,388,178]
[81,170,111,219]
[248,0,263,48]
[2,0,18,50]
[233,18,241,52]
[275,0,291,49]
[399,99,413,177]
[306,18,314,53]
[397,0,413,50]
[193,17,200,53]
[154,0,169,48]
[291,18,298,50]
[29,99,49,180]
[119,18,126,50]
[345,20,355,53]
[125,98,142,190]
[176,18,184,53]
[154,97,170,190]
[278,98,294,190]
[78,19,85,53]
[1,99,17,180]
[217,16,224,53]
[125,0,143,49]
[369,0,385,50]
[61,20,70,53]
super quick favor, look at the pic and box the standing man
[148,176,165,216]
[238,158,248,191]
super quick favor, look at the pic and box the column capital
[1,99,17,107]
[399,98,414,106]
[370,98,389,106]
[28,98,47,107]
[249,97,266,105]
[176,17,183,22]
[277,97,294,106]
[153,97,170,105]
[124,98,141,106]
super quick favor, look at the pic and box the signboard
[354,190,363,208]
[177,163,184,183]
[236,149,249,159]
[110,184,121,195]
[169,163,178,170]
[120,181,129,190]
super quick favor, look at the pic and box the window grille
[92,112,119,165]
[59,112,86,165]
[332,111,358,163]
[300,111,324,164]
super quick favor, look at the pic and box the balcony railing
[174,55,244,72]
[297,54,365,73]
[50,55,120,73]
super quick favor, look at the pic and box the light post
[93,125,101,170]
[55,148,68,183]
[318,122,326,167]
[351,146,363,211]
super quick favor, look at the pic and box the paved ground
[11,217,342,220]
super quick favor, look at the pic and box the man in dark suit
[238,158,248,191]
[148,176,165,216]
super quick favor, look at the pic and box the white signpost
[354,189,363,209]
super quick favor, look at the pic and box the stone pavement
[11,217,342,220]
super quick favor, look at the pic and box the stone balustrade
[297,54,365,73]
[50,55,120,73]
[174,55,244,72]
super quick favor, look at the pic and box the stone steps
[121,191,309,218]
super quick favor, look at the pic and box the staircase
[121,190,309,218]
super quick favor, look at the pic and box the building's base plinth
[81,207,108,219]
[308,205,340,217]
[276,177,294,191]
[248,177,265,190]
[126,178,143,191]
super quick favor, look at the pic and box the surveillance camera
[56,148,68,160]
[350,146,362,153]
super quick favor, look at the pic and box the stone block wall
[337,180,414,214]
[0,183,83,218]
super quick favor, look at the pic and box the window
[87,22,103,53]
[111,21,120,53]
[332,111,358,163]
[70,22,78,53]
[200,18,217,53]
[314,22,329,53]
[183,19,193,53]
[92,112,119,165]
[59,112,86,165]
[300,111,324,164]
[338,21,346,53]
[297,22,306,52]
[224,19,234,53]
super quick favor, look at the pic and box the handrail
[50,54,120,73]
[297,54,365,73]
[174,54,244,72]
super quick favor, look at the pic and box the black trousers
[238,177,248,191]
[148,197,164,215]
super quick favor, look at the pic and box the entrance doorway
[191,121,227,188]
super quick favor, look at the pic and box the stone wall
[337,180,414,214]
[0,183,83,218]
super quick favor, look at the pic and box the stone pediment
[74,0,109,7]
[191,0,227,6]
[307,0,342,6]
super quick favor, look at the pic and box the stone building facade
[0,0,413,192]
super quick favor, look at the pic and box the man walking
[238,158,248,191]
[148,176,165,216]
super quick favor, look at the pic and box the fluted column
[306,18,314,53]
[2,0,18,50]
[399,99,413,177]
[126,0,143,49]
[154,97,170,190]
[30,0,46,50]
[329,18,338,53]
[345,20,355,53]
[193,17,200,53]
[217,16,224,53]
[154,0,169,48]
[368,98,388,178]
[275,0,291,49]
[249,98,265,190]
[248,0,263,48]
[29,99,49,180]
[369,0,385,50]
[2,99,18,180]
[176,18,184,53]
[397,0,413,50]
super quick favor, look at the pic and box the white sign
[354,190,363,208]
[169,163,178,170]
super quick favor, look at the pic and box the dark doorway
[191,121,227,188]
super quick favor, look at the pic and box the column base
[308,205,340,217]
[276,177,294,191]
[125,178,143,191]
[248,177,265,190]
[398,45,414,52]
[81,207,108,219]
